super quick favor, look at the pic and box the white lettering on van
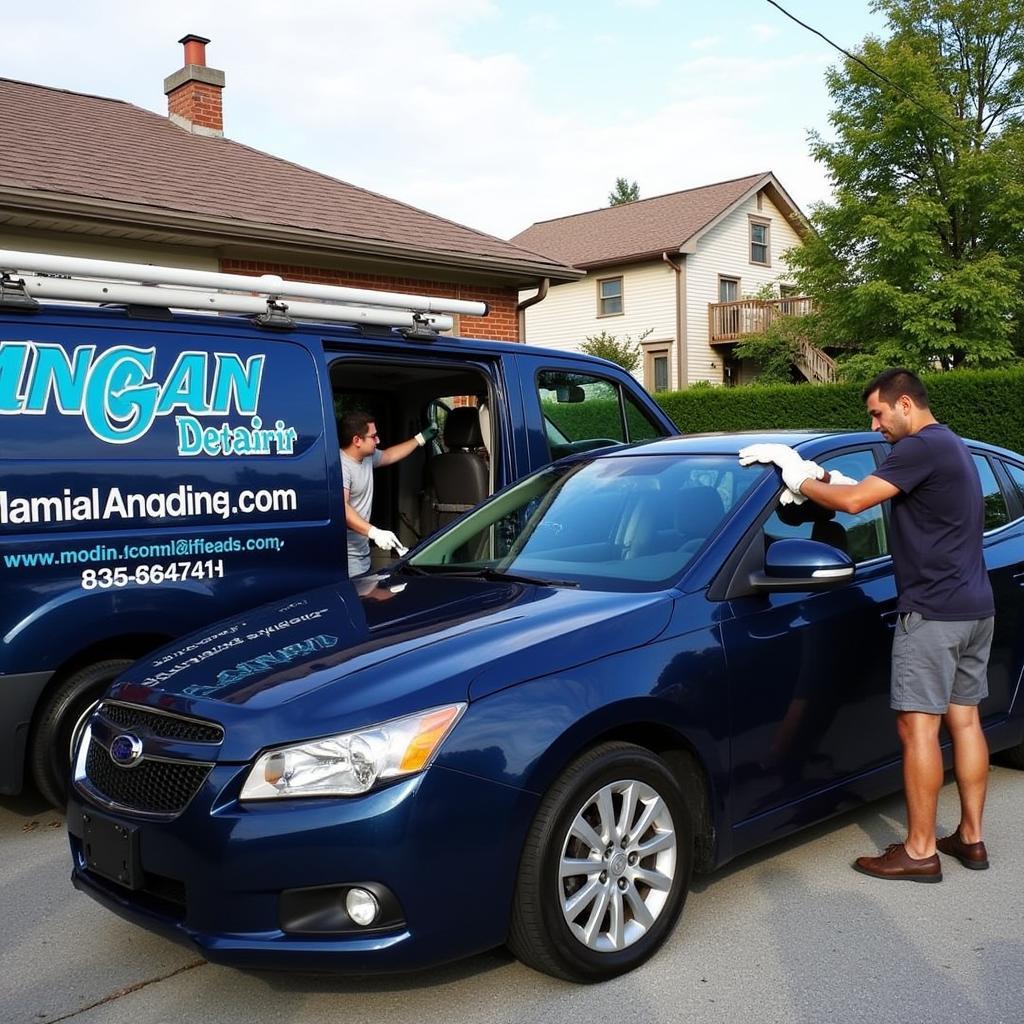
[0,342,297,456]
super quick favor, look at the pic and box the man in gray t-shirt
[339,410,437,576]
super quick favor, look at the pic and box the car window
[536,370,662,461]
[973,454,1011,531]
[762,449,889,563]
[409,455,755,590]
[1001,460,1024,514]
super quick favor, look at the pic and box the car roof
[595,430,879,458]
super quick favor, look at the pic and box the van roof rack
[0,250,489,334]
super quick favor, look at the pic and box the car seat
[422,406,489,533]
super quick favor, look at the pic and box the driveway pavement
[3,766,1022,1024]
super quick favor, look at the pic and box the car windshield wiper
[405,565,579,588]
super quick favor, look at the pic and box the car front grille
[100,702,224,744]
[84,738,212,816]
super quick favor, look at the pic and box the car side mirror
[749,538,855,592]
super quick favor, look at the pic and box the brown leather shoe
[853,843,942,882]
[936,829,989,870]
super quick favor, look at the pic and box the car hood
[109,574,672,760]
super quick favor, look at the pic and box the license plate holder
[82,811,142,890]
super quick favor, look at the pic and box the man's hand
[368,525,404,553]
[738,443,805,471]
[778,466,858,505]
[415,424,439,447]
[739,444,826,504]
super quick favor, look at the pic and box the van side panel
[0,316,346,789]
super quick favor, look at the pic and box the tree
[608,177,640,206]
[580,328,652,373]
[786,0,1024,375]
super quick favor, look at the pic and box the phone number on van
[81,560,225,590]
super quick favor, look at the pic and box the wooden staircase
[795,339,837,383]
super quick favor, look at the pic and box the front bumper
[67,762,536,972]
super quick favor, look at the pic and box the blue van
[0,251,676,806]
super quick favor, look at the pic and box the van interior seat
[422,406,489,533]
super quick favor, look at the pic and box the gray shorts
[890,613,994,714]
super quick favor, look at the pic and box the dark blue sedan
[66,432,1024,981]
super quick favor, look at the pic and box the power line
[764,0,963,134]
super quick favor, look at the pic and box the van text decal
[0,341,297,456]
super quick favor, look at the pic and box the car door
[721,447,900,831]
[971,452,1024,726]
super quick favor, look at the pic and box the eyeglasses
[363,432,380,441]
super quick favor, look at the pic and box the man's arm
[377,437,420,468]
[799,474,899,513]
[377,424,439,467]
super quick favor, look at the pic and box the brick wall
[168,81,224,133]
[220,259,520,342]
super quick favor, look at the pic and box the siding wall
[521,260,678,385]
[684,192,803,384]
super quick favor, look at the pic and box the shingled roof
[511,172,807,270]
[0,77,575,283]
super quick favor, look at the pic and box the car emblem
[109,733,144,768]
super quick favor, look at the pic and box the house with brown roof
[0,35,578,342]
[512,172,821,388]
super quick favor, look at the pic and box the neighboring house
[512,172,829,389]
[0,35,578,341]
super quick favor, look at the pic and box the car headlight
[239,703,466,800]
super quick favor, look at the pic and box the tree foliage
[788,0,1024,374]
[608,177,640,206]
[580,328,652,373]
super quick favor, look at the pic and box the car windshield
[407,454,755,591]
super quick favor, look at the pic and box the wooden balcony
[708,296,814,343]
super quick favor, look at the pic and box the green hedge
[653,368,1024,454]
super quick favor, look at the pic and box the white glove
[780,458,826,496]
[828,470,858,486]
[778,467,859,505]
[739,445,824,505]
[738,443,805,471]
[368,525,403,552]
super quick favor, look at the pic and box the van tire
[30,659,134,809]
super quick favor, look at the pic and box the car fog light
[345,887,380,927]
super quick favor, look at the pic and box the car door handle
[881,610,900,630]
[1013,570,1024,587]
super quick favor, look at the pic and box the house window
[719,277,739,303]
[718,276,741,338]
[749,218,770,266]
[653,355,669,392]
[597,276,623,316]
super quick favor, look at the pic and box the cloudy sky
[6,0,886,239]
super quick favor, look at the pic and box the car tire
[29,659,134,809]
[508,741,694,982]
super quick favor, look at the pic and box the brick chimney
[163,34,225,137]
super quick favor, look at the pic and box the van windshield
[407,455,754,591]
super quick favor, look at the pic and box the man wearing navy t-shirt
[745,368,994,883]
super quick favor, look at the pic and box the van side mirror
[749,538,855,592]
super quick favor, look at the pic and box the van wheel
[507,742,693,982]
[30,659,133,809]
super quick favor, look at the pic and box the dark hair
[861,368,929,408]
[339,410,375,447]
